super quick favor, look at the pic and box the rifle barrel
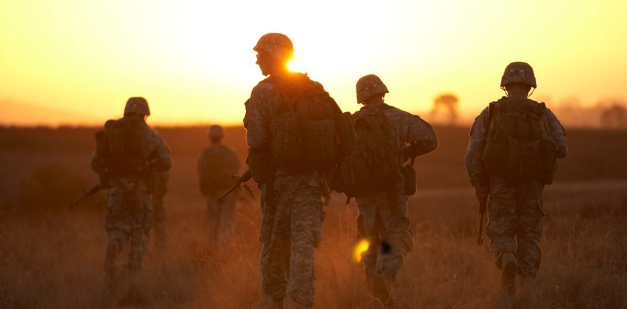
[69,184,101,209]
[216,170,252,205]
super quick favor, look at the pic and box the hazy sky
[1,0,626,126]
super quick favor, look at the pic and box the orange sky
[1,0,626,126]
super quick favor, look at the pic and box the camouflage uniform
[244,77,327,308]
[353,102,438,289]
[197,143,241,247]
[91,114,172,279]
[152,171,170,249]
[465,104,568,277]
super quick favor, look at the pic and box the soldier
[464,62,568,296]
[352,74,438,308]
[90,97,172,288]
[197,125,241,249]
[244,33,342,309]
[152,170,170,249]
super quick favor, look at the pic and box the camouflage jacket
[243,72,330,184]
[464,98,568,187]
[90,123,172,192]
[197,143,241,184]
[353,102,439,166]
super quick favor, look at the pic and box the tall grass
[1,191,625,309]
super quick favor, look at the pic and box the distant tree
[430,94,458,125]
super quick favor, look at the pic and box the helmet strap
[528,87,536,98]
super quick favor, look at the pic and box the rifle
[216,169,254,205]
[69,184,104,209]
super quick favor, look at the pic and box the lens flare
[353,239,370,263]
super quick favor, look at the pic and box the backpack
[267,73,355,172]
[100,116,150,178]
[330,104,399,196]
[200,146,237,193]
[482,97,559,184]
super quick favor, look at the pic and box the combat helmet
[253,33,294,61]
[124,97,150,116]
[356,74,389,103]
[207,125,225,138]
[500,62,537,89]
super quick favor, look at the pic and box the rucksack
[267,73,355,172]
[482,97,559,184]
[100,116,150,178]
[200,146,237,193]
[330,104,399,196]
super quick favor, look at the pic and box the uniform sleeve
[406,113,439,155]
[229,147,242,174]
[90,151,105,174]
[197,149,207,180]
[545,109,568,158]
[243,84,273,150]
[148,129,172,172]
[464,107,489,186]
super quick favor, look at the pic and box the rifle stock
[69,184,103,209]
[216,169,252,205]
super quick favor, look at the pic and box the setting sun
[1,0,627,126]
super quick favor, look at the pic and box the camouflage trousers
[205,192,237,248]
[355,178,414,286]
[486,175,544,277]
[152,193,167,249]
[259,173,325,308]
[105,186,152,277]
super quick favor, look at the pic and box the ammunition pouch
[401,164,416,196]
[247,148,274,184]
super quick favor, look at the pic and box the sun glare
[353,239,370,263]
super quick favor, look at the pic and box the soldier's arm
[545,109,568,159]
[90,151,105,174]
[231,148,242,174]
[197,150,207,179]
[148,130,172,172]
[405,113,439,157]
[243,84,273,150]
[464,107,489,186]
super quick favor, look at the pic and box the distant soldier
[152,170,170,249]
[465,62,568,296]
[350,74,438,308]
[245,33,351,309]
[197,125,241,249]
[90,97,172,288]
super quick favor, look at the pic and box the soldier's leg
[219,196,238,248]
[104,189,131,282]
[354,207,380,293]
[105,230,129,281]
[287,182,323,308]
[486,176,518,268]
[152,193,168,249]
[206,194,219,245]
[127,192,152,273]
[376,182,414,283]
[515,181,544,279]
[260,183,292,305]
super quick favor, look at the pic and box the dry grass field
[1,125,626,308]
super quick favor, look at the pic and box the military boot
[500,252,517,297]
[256,297,283,309]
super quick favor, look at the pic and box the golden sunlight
[353,239,370,263]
